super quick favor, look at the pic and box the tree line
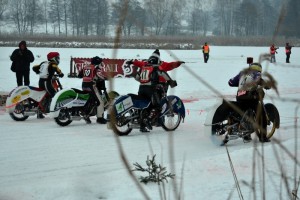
[0,0,299,38]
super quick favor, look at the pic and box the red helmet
[47,52,60,64]
[47,52,59,60]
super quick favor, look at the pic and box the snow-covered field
[0,46,299,200]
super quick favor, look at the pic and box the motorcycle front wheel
[54,108,73,126]
[110,111,133,136]
[160,112,182,131]
[9,101,30,121]
[256,103,280,139]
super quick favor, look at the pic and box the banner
[69,58,139,78]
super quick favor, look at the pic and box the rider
[127,49,184,132]
[228,62,270,142]
[32,52,64,118]
[78,56,107,124]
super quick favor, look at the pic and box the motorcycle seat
[28,86,44,91]
[72,88,90,94]
[128,93,148,101]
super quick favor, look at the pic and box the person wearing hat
[202,42,210,63]
[126,49,184,132]
[228,62,271,143]
[10,40,35,86]
[285,42,294,63]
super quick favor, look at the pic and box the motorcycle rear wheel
[9,102,30,121]
[54,108,73,126]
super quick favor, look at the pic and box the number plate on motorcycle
[115,96,133,114]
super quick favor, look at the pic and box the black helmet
[148,49,161,65]
[91,56,102,65]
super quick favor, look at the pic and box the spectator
[285,42,294,63]
[10,41,35,86]
[202,42,210,63]
[269,44,278,63]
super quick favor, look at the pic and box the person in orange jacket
[202,42,210,63]
[126,49,184,132]
[270,44,278,63]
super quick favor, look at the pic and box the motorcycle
[5,75,62,121]
[50,86,119,126]
[109,83,185,136]
[205,89,280,145]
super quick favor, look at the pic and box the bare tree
[144,0,169,35]
[42,0,49,34]
[8,0,31,35]
[0,0,9,33]
[49,0,62,35]
[164,0,186,35]
[62,0,69,36]
[94,0,109,36]
[213,0,236,36]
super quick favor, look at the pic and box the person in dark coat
[285,42,294,63]
[10,41,35,86]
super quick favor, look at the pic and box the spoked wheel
[211,118,230,145]
[263,103,280,139]
[110,111,133,136]
[54,108,73,126]
[9,101,30,121]
[160,112,182,131]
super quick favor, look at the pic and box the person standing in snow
[202,42,210,63]
[269,44,278,63]
[10,40,35,86]
[285,42,294,63]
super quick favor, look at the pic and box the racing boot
[97,117,107,124]
[37,109,45,119]
[83,115,91,124]
[243,134,252,143]
[140,124,150,132]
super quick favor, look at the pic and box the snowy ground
[0,46,299,200]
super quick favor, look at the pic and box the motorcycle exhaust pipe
[24,111,37,116]
[128,124,140,129]
[71,116,82,121]
[228,134,239,140]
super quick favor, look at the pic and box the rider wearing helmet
[32,52,64,118]
[228,62,270,142]
[78,56,107,124]
[126,49,184,132]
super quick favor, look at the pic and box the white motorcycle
[5,75,62,121]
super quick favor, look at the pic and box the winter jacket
[228,68,263,100]
[270,46,277,55]
[202,45,210,54]
[10,48,34,72]
[32,61,63,80]
[132,60,181,84]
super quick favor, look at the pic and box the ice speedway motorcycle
[5,75,62,121]
[50,86,119,126]
[205,87,280,145]
[109,82,185,136]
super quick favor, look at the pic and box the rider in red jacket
[127,49,184,132]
